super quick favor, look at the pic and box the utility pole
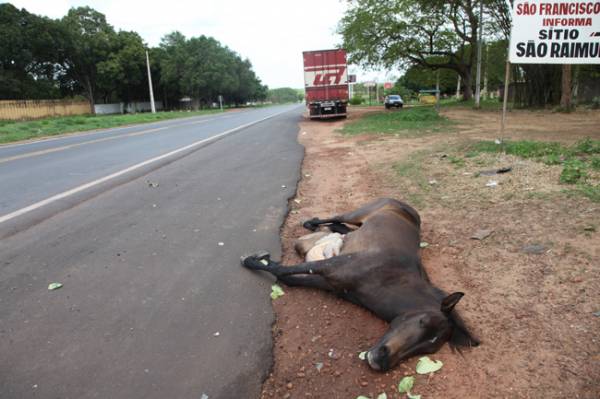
[456,75,461,99]
[474,0,484,108]
[145,50,156,114]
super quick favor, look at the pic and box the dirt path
[261,107,600,399]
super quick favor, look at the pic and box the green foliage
[158,32,266,107]
[349,96,364,105]
[560,159,588,184]
[400,61,458,95]
[567,184,600,202]
[338,0,503,100]
[575,138,600,155]
[0,110,218,144]
[0,3,65,99]
[0,5,266,110]
[267,87,301,104]
[341,106,452,136]
[466,140,568,159]
[464,139,600,196]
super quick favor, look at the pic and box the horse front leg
[240,252,353,291]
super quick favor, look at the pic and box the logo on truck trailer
[304,65,347,87]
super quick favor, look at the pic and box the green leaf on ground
[376,393,388,399]
[270,284,285,300]
[419,242,429,248]
[358,351,367,360]
[407,393,422,399]
[416,356,443,374]
[48,282,63,290]
[398,375,415,393]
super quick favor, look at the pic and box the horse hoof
[255,250,271,261]
[303,218,319,231]
[240,251,271,268]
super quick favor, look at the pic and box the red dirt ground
[260,107,600,399]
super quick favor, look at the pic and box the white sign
[509,0,600,64]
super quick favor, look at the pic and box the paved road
[0,105,305,398]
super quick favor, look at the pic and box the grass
[392,150,431,207]
[439,97,505,111]
[341,106,453,137]
[462,138,600,201]
[0,110,222,144]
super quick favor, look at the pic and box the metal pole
[475,0,483,108]
[219,95,223,111]
[500,61,511,136]
[145,50,156,114]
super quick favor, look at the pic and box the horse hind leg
[303,198,408,231]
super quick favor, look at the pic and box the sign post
[504,0,600,135]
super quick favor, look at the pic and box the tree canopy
[0,3,267,111]
[339,0,505,100]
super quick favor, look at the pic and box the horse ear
[441,292,464,314]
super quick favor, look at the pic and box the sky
[7,0,395,89]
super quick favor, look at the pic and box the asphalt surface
[0,105,305,398]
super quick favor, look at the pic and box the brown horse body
[241,198,479,371]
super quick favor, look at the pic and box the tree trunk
[560,64,572,110]
[461,69,473,101]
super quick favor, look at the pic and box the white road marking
[0,107,295,225]
[0,111,241,150]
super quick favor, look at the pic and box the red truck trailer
[303,49,349,119]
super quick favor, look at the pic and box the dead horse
[241,198,479,371]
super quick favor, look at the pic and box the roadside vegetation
[462,138,600,201]
[0,4,267,111]
[439,98,504,111]
[341,106,453,136]
[391,137,600,207]
[0,110,219,144]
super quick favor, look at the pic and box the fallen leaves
[415,356,443,374]
[48,282,62,291]
[270,284,285,300]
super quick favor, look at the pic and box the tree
[0,3,64,99]
[339,0,488,100]
[60,7,116,112]
[268,88,301,103]
[400,58,459,95]
[159,32,266,108]
[96,31,147,104]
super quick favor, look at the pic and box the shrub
[349,96,364,105]
[560,159,588,184]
